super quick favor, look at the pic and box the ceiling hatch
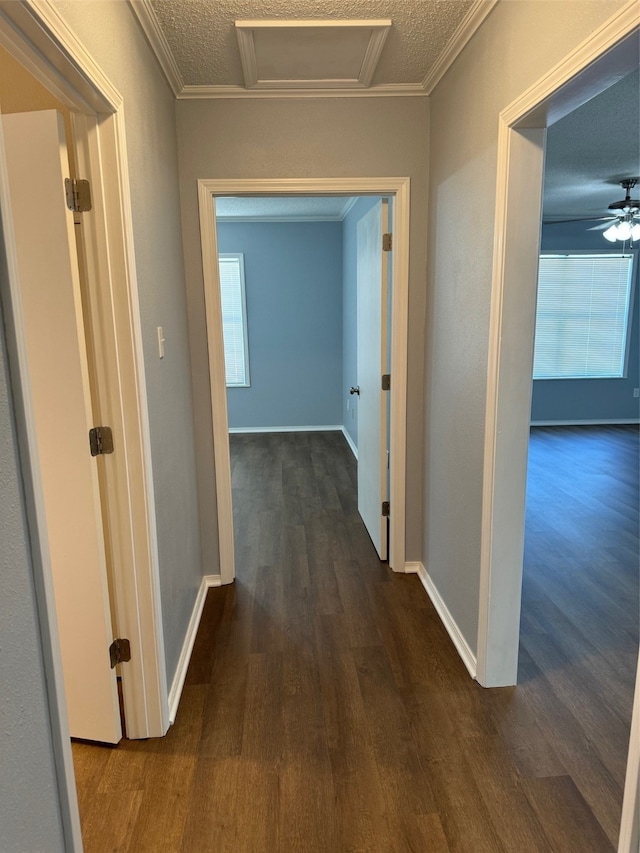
[235,19,392,90]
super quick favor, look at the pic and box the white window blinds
[218,253,250,387]
[533,253,634,380]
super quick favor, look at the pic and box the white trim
[229,424,343,434]
[198,177,409,574]
[410,562,477,679]
[198,189,236,587]
[422,0,498,95]
[341,426,358,460]
[618,652,640,853]
[72,110,169,739]
[359,25,391,89]
[1,0,123,111]
[501,1,640,128]
[178,83,427,100]
[477,0,640,689]
[127,0,183,97]
[168,574,222,724]
[531,419,640,427]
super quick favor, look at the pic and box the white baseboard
[407,562,477,679]
[228,424,343,434]
[341,426,358,459]
[168,574,221,724]
[531,419,640,426]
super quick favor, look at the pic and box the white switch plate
[157,326,165,359]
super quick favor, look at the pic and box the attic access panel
[235,19,391,89]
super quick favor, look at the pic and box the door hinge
[109,638,131,668]
[65,178,92,213]
[381,373,391,391]
[382,232,392,252]
[89,425,114,456]
[382,501,390,517]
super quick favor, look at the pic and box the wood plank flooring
[73,426,639,852]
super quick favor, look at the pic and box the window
[533,253,635,380]
[218,253,250,387]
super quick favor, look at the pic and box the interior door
[2,110,122,743]
[356,199,390,560]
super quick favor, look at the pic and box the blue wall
[341,197,384,448]
[531,221,640,423]
[217,220,343,429]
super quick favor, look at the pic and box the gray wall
[424,0,626,653]
[531,221,640,423]
[341,196,381,448]
[0,250,66,852]
[54,2,204,681]
[176,97,429,561]
[218,220,343,429]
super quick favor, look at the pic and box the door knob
[350,386,360,396]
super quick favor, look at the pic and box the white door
[356,199,390,560]
[3,110,122,743]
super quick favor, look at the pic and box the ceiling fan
[545,177,640,242]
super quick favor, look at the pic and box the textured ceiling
[149,0,475,87]
[543,69,640,221]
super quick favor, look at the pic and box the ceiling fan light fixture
[616,220,633,240]
[603,223,619,242]
[631,222,640,242]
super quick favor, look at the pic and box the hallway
[72,430,635,852]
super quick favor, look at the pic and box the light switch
[157,326,165,359]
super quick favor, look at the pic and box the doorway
[0,7,169,848]
[213,194,392,559]
[475,11,640,849]
[477,11,639,686]
[197,177,410,576]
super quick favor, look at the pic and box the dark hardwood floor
[72,426,639,852]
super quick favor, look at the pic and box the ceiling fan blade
[586,221,616,231]
[543,216,616,225]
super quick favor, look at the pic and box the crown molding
[127,0,183,97]
[341,196,359,218]
[422,0,499,95]
[178,82,427,100]
[216,214,346,223]
[123,1,500,101]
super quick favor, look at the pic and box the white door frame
[476,0,639,843]
[198,177,410,574]
[0,1,168,847]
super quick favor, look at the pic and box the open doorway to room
[518,67,640,845]
[477,12,640,849]
[213,194,393,568]
[197,177,411,583]
[0,11,169,849]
